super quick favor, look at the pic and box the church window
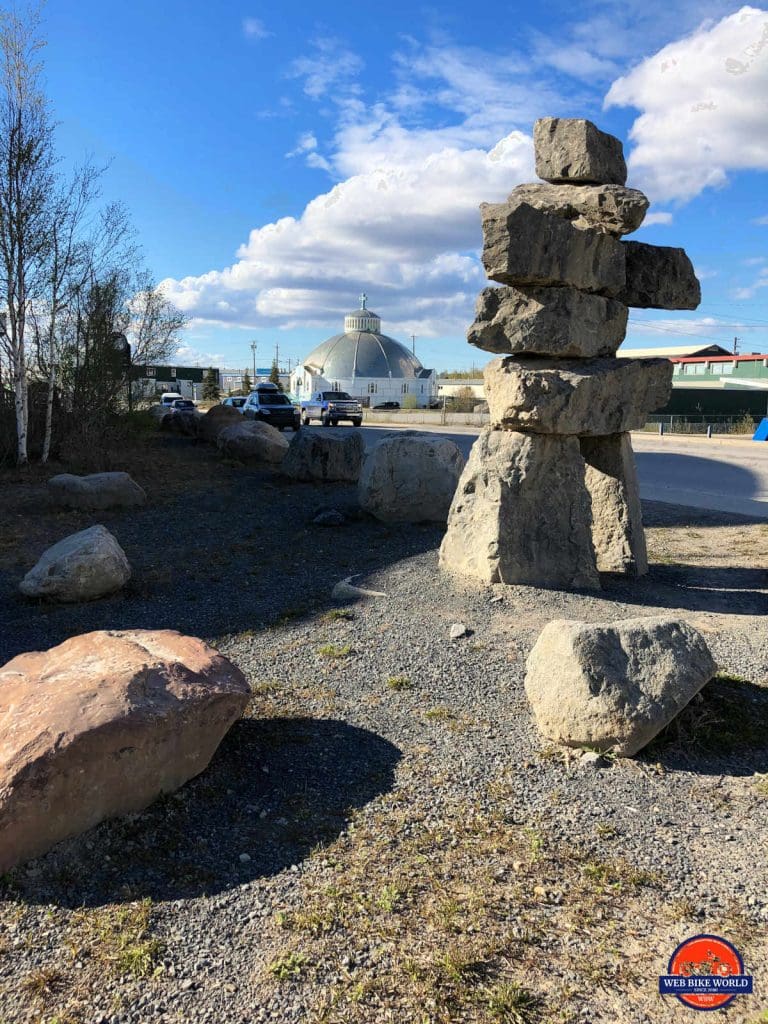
[368,382,377,394]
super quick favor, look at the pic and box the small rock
[579,751,606,769]
[313,509,345,527]
[450,623,468,640]
[239,853,251,863]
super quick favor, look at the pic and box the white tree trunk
[13,341,27,464]
[41,356,55,463]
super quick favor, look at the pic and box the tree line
[0,5,186,465]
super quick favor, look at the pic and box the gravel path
[1,445,767,1024]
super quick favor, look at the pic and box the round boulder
[217,420,289,463]
[19,524,131,602]
[524,616,717,756]
[358,432,465,523]
[282,428,365,482]
[198,404,243,444]
[48,471,146,511]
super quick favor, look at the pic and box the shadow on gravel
[9,717,401,909]
[0,463,443,663]
[641,674,768,777]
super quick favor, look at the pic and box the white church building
[290,296,437,407]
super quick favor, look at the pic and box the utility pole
[411,334,416,356]
[733,336,740,356]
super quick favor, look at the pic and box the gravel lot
[1,436,767,1024]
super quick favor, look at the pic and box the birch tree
[0,4,54,464]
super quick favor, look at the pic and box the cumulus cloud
[161,133,533,337]
[605,6,768,201]
[174,344,228,367]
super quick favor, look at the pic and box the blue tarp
[753,418,768,441]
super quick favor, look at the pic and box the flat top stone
[534,117,627,186]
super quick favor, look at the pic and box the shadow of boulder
[641,674,768,776]
[8,717,401,908]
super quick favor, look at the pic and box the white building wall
[291,369,437,407]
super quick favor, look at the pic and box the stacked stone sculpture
[440,117,701,589]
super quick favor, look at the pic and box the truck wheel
[302,414,310,426]
[352,418,362,427]
[322,414,331,427]
[292,422,301,432]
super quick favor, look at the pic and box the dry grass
[240,765,720,1024]
[0,427,237,572]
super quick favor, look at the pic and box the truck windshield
[323,392,352,400]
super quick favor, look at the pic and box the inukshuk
[440,117,701,589]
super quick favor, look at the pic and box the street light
[250,340,258,382]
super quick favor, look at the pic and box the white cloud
[640,211,674,226]
[174,344,228,367]
[161,132,533,338]
[243,17,271,40]
[605,6,768,201]
[288,37,364,101]
[753,213,768,224]
[733,266,768,298]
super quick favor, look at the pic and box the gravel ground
[1,437,767,1024]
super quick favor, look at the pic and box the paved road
[359,424,768,519]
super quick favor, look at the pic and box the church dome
[302,295,423,380]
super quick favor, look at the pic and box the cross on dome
[359,292,368,310]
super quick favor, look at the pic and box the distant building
[290,296,436,407]
[620,344,768,417]
[131,364,210,400]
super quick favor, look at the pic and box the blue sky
[42,1,768,371]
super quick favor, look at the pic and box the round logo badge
[660,934,753,1011]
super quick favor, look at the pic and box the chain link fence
[641,414,760,435]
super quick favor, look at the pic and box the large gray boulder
[534,117,627,186]
[198,404,243,444]
[524,616,717,755]
[505,182,648,236]
[484,356,673,435]
[48,472,146,511]
[616,241,701,310]
[468,285,628,358]
[283,428,365,482]
[580,434,648,575]
[19,525,131,602]
[481,202,625,296]
[359,432,465,523]
[161,410,202,437]
[440,429,599,589]
[217,420,289,464]
[0,629,249,872]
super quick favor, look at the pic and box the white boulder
[216,420,289,463]
[47,472,146,510]
[525,616,717,755]
[19,525,131,602]
[358,432,465,523]
[282,428,364,482]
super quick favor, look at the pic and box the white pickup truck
[301,390,363,427]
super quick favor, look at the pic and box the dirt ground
[1,434,767,1024]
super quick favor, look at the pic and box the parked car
[301,390,363,427]
[160,392,184,407]
[169,399,196,413]
[243,384,301,431]
[222,396,247,411]
[372,401,400,410]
